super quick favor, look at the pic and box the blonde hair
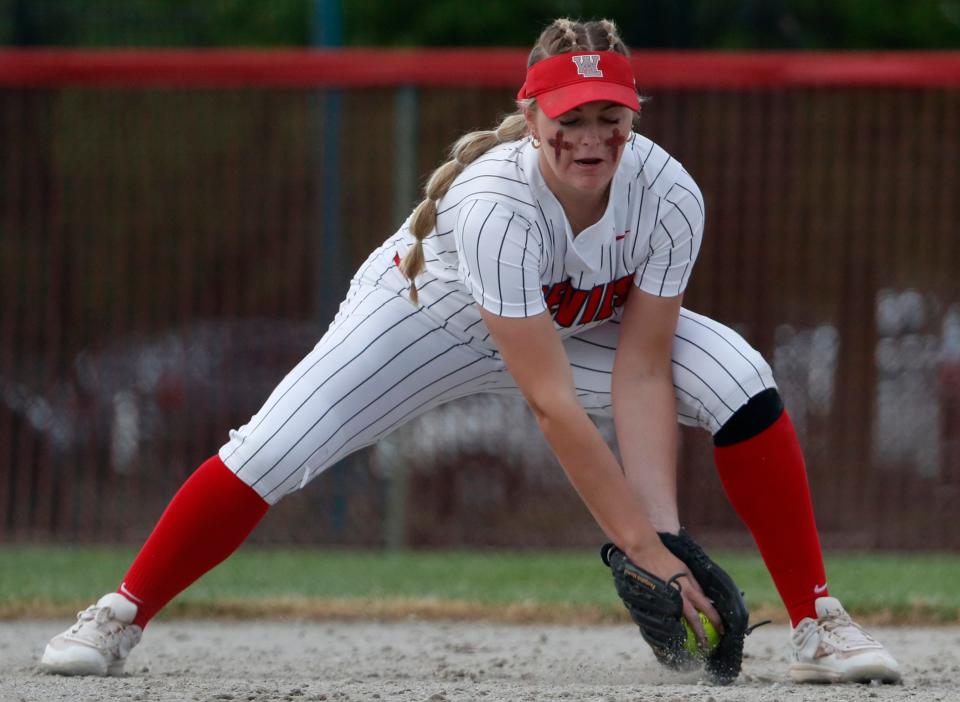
[400,18,633,303]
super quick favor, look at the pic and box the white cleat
[40,592,143,676]
[789,596,901,684]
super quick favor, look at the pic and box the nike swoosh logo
[120,582,144,604]
[813,583,828,594]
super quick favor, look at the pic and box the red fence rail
[3,49,960,88]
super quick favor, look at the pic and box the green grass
[1,546,958,624]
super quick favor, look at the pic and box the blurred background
[1,0,959,552]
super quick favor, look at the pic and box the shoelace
[69,605,99,634]
[69,605,126,651]
[821,613,878,649]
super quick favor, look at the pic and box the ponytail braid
[597,19,622,53]
[400,113,528,303]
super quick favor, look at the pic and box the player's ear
[522,104,539,140]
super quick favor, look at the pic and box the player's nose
[577,129,602,149]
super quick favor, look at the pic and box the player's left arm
[611,287,684,534]
[617,177,704,531]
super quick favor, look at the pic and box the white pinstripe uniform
[219,133,777,504]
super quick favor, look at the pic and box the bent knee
[706,348,778,437]
[674,331,777,435]
[218,430,327,505]
[713,387,784,445]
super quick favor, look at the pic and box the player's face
[531,101,634,195]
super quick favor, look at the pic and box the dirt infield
[2,620,956,701]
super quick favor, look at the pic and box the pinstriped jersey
[355,133,704,350]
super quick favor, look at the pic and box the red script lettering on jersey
[542,275,633,327]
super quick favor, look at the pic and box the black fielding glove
[658,529,751,685]
[600,543,699,671]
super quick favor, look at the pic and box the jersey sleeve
[455,198,545,318]
[635,178,705,298]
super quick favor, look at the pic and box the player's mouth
[573,157,605,170]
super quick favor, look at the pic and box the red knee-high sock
[119,455,269,628]
[713,410,827,626]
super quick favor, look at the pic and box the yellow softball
[683,612,721,656]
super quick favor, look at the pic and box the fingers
[677,575,726,640]
[630,546,727,645]
[680,597,708,649]
[689,586,725,636]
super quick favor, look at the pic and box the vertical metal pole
[10,0,39,45]
[383,85,419,550]
[392,86,419,225]
[311,0,348,538]
[311,0,344,324]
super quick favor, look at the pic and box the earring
[531,135,541,149]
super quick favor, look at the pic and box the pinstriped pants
[219,283,776,504]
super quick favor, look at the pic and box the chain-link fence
[1,51,959,549]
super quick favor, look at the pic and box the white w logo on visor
[571,54,603,78]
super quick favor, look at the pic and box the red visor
[517,51,639,119]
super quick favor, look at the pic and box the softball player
[41,18,899,685]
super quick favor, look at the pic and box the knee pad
[713,388,784,446]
